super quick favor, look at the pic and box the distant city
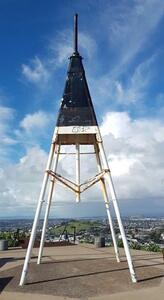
[0,216,164,252]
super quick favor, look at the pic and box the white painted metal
[94,143,120,263]
[76,143,80,202]
[97,139,137,283]
[19,124,137,285]
[56,152,95,155]
[19,141,55,286]
[48,169,107,194]
[37,145,60,264]
[56,125,98,134]
[80,170,107,192]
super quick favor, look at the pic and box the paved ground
[0,244,164,299]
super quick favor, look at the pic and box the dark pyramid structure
[57,14,98,127]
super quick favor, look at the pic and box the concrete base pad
[0,257,163,299]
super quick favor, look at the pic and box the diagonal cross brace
[47,170,77,193]
[80,169,109,192]
[47,169,109,194]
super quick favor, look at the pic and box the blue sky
[0,0,164,218]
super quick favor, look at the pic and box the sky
[0,0,164,218]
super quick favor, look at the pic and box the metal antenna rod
[74,13,78,54]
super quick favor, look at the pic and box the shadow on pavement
[0,277,13,293]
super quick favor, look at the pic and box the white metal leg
[37,145,60,264]
[19,142,55,286]
[98,140,137,283]
[94,144,120,262]
[75,143,80,203]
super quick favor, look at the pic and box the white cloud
[2,1,164,216]
[0,105,14,121]
[49,31,72,65]
[0,111,164,216]
[79,32,97,59]
[105,0,164,70]
[22,56,49,84]
[0,107,54,158]
[0,147,47,212]
[109,155,138,177]
[101,112,164,205]
[114,58,152,104]
[20,111,51,133]
[49,30,97,66]
[21,31,96,89]
[0,105,16,163]
[101,111,131,138]
[91,55,155,106]
[14,110,55,148]
[0,106,16,152]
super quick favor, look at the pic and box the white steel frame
[19,127,137,286]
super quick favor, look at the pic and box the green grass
[49,220,102,235]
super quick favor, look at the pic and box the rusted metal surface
[47,169,109,194]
